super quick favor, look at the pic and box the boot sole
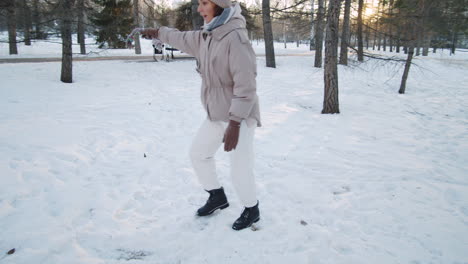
[197,202,229,216]
[232,217,260,231]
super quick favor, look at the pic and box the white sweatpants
[189,119,257,208]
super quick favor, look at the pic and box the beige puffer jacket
[158,4,261,127]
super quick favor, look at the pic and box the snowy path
[1,52,467,264]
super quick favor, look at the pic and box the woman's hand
[223,120,241,152]
[140,28,159,39]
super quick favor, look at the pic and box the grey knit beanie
[210,0,232,8]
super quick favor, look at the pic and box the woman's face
[197,0,217,23]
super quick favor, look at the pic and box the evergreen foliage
[175,2,193,31]
[155,1,171,27]
[90,0,134,48]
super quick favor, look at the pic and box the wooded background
[1,0,467,111]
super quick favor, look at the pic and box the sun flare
[365,6,377,18]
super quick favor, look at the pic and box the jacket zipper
[205,35,213,120]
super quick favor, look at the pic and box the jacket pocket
[208,87,232,121]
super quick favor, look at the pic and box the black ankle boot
[232,201,260,230]
[197,187,229,216]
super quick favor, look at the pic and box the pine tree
[175,2,193,31]
[240,2,258,34]
[314,0,325,67]
[262,0,275,68]
[339,0,351,65]
[191,0,203,29]
[155,1,170,27]
[322,0,341,114]
[90,0,134,48]
[4,0,18,54]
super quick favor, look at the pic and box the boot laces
[241,208,250,219]
[208,194,215,202]
[208,190,220,202]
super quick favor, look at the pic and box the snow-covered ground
[0,35,312,59]
[1,36,468,264]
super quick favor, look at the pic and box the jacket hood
[211,3,246,40]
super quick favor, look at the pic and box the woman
[141,0,261,231]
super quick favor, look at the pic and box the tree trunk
[357,0,364,61]
[60,0,74,83]
[147,0,155,27]
[365,23,369,49]
[283,21,287,48]
[262,0,276,68]
[373,15,377,50]
[377,34,381,50]
[376,1,381,51]
[133,0,141,54]
[21,0,32,45]
[191,0,203,29]
[339,0,351,65]
[32,0,44,39]
[451,31,457,55]
[7,0,18,55]
[322,0,341,114]
[77,0,86,54]
[314,0,325,68]
[382,2,388,52]
[422,34,430,56]
[415,30,421,56]
[396,32,400,53]
[309,0,315,50]
[389,35,393,52]
[388,0,394,52]
[383,34,386,51]
[399,45,414,94]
